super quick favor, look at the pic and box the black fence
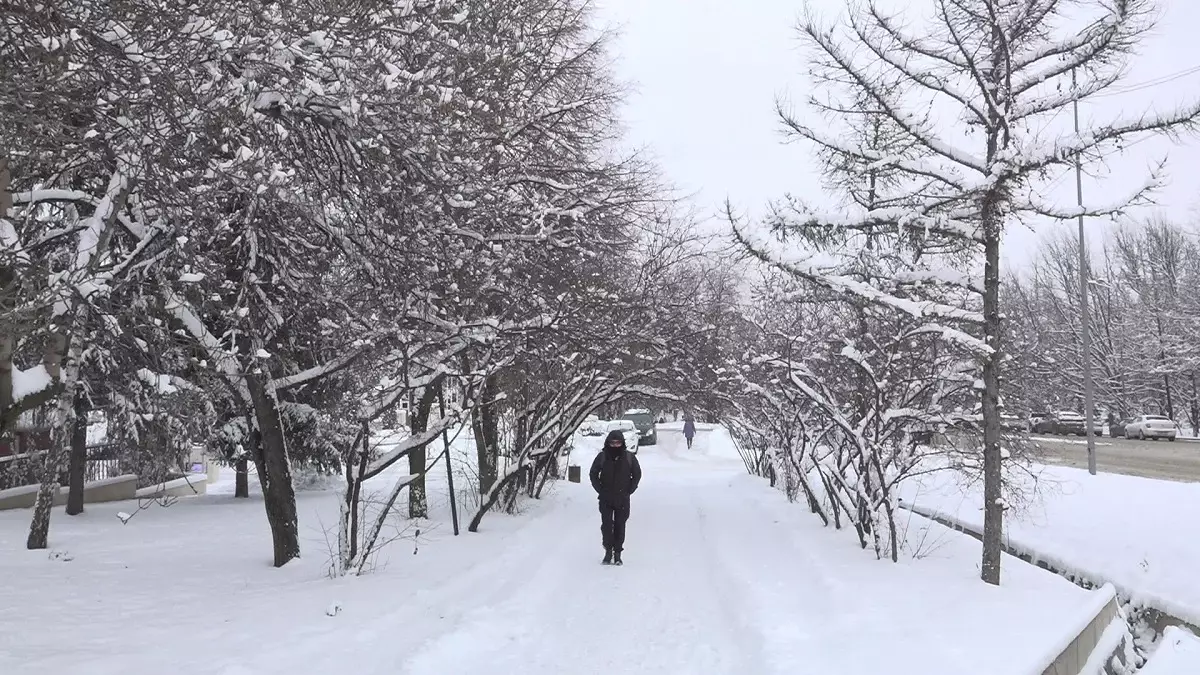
[0,443,132,492]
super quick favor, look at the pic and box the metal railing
[0,443,132,491]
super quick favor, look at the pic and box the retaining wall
[898,500,1135,675]
[0,474,138,511]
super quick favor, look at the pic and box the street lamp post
[1071,68,1098,476]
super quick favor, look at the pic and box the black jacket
[590,431,642,505]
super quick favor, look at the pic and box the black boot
[613,550,623,566]
[602,548,613,565]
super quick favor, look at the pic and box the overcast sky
[591,0,1200,268]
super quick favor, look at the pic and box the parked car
[619,408,657,446]
[604,419,640,454]
[579,414,604,436]
[1033,411,1093,435]
[1000,414,1025,432]
[1124,415,1178,441]
[1029,411,1051,433]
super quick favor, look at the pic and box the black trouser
[599,499,630,552]
[685,435,694,449]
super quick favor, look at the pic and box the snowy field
[1140,627,1200,675]
[0,427,1105,674]
[900,464,1200,627]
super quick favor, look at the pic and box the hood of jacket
[603,429,627,458]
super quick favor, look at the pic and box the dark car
[1034,411,1089,435]
[619,408,657,446]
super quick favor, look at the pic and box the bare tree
[732,0,1199,584]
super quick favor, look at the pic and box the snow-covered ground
[1,426,1102,674]
[1141,627,1200,674]
[900,464,1200,627]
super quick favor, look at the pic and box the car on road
[1000,414,1025,432]
[1032,411,1098,436]
[605,419,640,453]
[1124,415,1178,441]
[619,408,658,446]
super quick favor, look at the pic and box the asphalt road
[1030,433,1200,482]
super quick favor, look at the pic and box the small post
[437,390,459,536]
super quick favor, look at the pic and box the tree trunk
[27,330,83,549]
[1163,373,1174,419]
[979,191,1005,586]
[473,376,500,494]
[0,158,13,427]
[407,383,439,519]
[1190,371,1199,436]
[235,456,249,498]
[65,392,89,515]
[245,372,300,567]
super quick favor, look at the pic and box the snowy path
[299,429,1092,675]
[402,436,771,674]
[1,427,1099,675]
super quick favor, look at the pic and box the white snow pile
[900,464,1200,627]
[11,364,52,402]
[0,427,1106,675]
[1139,627,1200,675]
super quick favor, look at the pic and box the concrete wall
[898,500,1133,675]
[0,474,138,511]
[1040,590,1128,675]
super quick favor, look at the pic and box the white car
[1125,415,1178,441]
[579,415,604,436]
[604,419,640,454]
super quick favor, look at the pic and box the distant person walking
[683,416,696,449]
[589,430,642,565]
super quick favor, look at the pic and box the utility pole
[1072,68,1098,475]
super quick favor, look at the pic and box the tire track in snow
[686,489,772,673]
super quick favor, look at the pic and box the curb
[897,500,1134,675]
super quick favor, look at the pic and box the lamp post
[1071,68,1098,476]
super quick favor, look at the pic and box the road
[1030,433,1200,482]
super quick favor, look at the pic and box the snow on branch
[768,197,983,243]
[799,17,988,175]
[161,288,251,404]
[273,346,373,391]
[1014,166,1164,220]
[779,116,975,192]
[1009,5,1148,96]
[1009,103,1200,175]
[904,323,992,355]
[891,268,983,296]
[849,8,987,125]
[362,412,463,481]
[11,188,98,208]
[731,218,985,328]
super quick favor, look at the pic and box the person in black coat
[589,430,642,565]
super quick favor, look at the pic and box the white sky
[592,0,1200,268]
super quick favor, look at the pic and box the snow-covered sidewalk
[1,428,1100,674]
[900,464,1200,627]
